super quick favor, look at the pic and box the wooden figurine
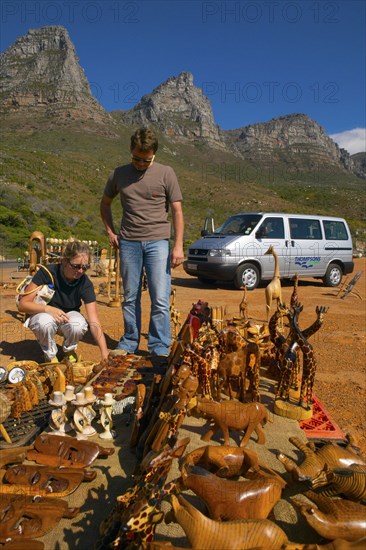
[239,285,248,319]
[180,443,282,480]
[275,303,328,408]
[181,444,261,478]
[72,389,97,439]
[298,539,366,550]
[311,463,366,501]
[99,392,115,440]
[277,436,366,482]
[26,433,114,468]
[293,490,366,542]
[166,493,288,550]
[1,464,96,498]
[194,398,268,447]
[264,245,282,322]
[179,463,284,520]
[0,494,79,540]
[97,437,190,550]
[48,390,67,435]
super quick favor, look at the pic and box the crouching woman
[18,240,109,363]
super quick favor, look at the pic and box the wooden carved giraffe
[218,325,246,354]
[290,272,299,308]
[144,374,198,456]
[269,305,300,391]
[239,285,248,319]
[292,303,322,408]
[96,438,190,549]
[183,344,212,399]
[170,288,181,338]
[275,304,299,402]
[275,304,328,407]
[264,245,282,322]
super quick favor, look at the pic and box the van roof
[237,212,347,221]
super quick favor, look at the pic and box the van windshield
[214,214,262,236]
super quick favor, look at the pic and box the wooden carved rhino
[194,398,268,447]
[179,464,284,520]
[166,493,288,550]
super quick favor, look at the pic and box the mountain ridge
[0,25,365,256]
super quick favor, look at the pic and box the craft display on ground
[0,265,365,549]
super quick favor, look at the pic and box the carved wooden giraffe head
[119,499,164,545]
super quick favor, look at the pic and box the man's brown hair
[130,127,159,153]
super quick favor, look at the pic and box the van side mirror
[201,230,210,237]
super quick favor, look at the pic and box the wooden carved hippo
[278,436,366,481]
[293,490,366,542]
[195,398,268,447]
[179,464,284,520]
[166,493,288,550]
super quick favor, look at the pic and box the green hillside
[0,114,365,257]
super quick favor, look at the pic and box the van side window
[257,217,284,238]
[323,220,348,240]
[290,218,322,239]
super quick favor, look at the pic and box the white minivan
[183,212,354,289]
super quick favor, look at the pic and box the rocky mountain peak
[0,25,112,129]
[222,113,355,172]
[117,71,223,147]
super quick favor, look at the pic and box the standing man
[100,127,184,362]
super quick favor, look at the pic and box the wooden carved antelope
[278,436,366,482]
[311,464,366,502]
[166,493,288,550]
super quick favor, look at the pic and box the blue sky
[1,0,365,153]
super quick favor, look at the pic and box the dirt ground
[1,258,365,453]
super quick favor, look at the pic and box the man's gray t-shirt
[104,162,183,241]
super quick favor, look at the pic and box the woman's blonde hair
[63,240,91,262]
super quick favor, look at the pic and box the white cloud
[330,128,366,155]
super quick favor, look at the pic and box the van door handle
[291,240,295,247]
[285,240,295,247]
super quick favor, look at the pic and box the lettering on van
[295,256,321,269]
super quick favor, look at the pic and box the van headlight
[209,249,231,257]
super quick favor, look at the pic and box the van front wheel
[323,263,343,287]
[234,263,260,290]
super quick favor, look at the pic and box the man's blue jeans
[117,239,171,356]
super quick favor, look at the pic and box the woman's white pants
[26,311,88,361]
